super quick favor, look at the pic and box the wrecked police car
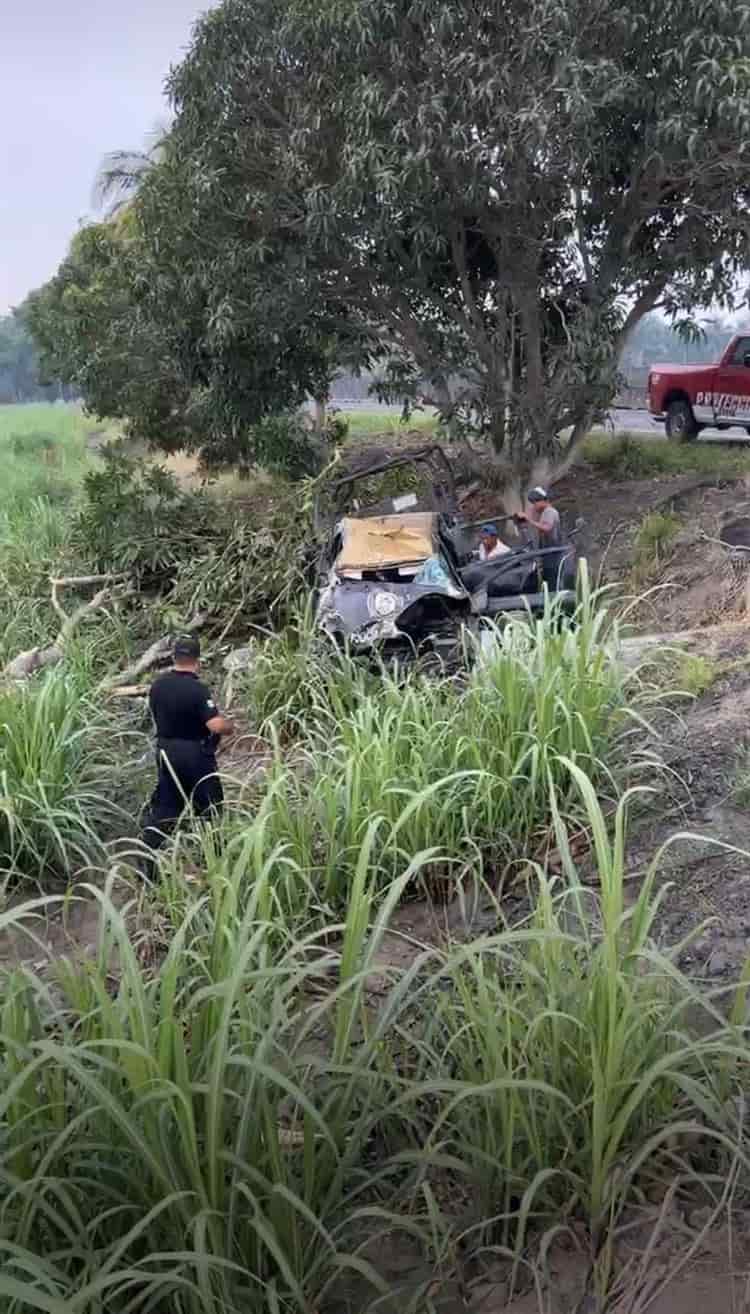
[312,446,578,664]
[313,447,475,664]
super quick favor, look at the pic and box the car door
[712,336,750,425]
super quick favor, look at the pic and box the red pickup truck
[648,334,750,441]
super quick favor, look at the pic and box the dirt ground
[333,1219,750,1312]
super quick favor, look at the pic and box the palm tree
[92,118,172,214]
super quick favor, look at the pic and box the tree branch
[3,576,125,681]
[98,610,209,692]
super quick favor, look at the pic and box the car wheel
[665,399,698,442]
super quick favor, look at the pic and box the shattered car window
[414,555,457,590]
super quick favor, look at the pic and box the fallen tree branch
[50,573,127,587]
[49,580,68,628]
[3,576,126,681]
[60,587,111,643]
[98,611,210,693]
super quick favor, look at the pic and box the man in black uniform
[142,635,233,869]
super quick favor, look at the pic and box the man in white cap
[515,487,564,588]
[516,487,561,545]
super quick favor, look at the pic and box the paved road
[335,399,750,444]
[610,407,750,442]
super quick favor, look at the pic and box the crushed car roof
[336,513,437,572]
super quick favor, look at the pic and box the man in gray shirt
[516,487,565,588]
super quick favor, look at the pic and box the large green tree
[27,187,345,462]
[26,216,194,450]
[161,0,750,485]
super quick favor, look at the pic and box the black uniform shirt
[149,670,219,742]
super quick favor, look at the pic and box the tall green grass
[425,770,747,1253]
[0,669,132,884]
[0,498,75,663]
[0,405,99,660]
[227,580,645,905]
[2,786,750,1312]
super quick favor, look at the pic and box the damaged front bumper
[317,575,469,651]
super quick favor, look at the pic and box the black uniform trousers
[142,737,224,862]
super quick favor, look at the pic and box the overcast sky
[1,0,210,313]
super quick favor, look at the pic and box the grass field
[340,406,438,440]
[0,402,101,515]
[0,404,106,663]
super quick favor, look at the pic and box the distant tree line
[0,308,75,405]
[622,313,739,372]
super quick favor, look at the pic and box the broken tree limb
[50,573,127,588]
[98,610,210,693]
[3,575,126,681]
[48,573,126,629]
[4,646,62,681]
[49,581,68,628]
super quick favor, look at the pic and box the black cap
[527,486,548,503]
[173,634,200,659]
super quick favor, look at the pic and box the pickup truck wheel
[665,399,698,442]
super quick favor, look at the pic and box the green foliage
[72,447,315,630]
[75,449,214,581]
[150,0,750,479]
[206,410,331,480]
[2,784,750,1310]
[232,582,639,905]
[250,412,324,479]
[167,484,313,632]
[632,511,680,585]
[0,872,418,1313]
[236,608,376,738]
[732,744,750,808]
[0,308,71,404]
[427,775,749,1244]
[675,653,718,698]
[636,511,680,557]
[26,204,344,467]
[25,221,195,453]
[0,670,123,882]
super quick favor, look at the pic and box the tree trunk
[313,396,327,433]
